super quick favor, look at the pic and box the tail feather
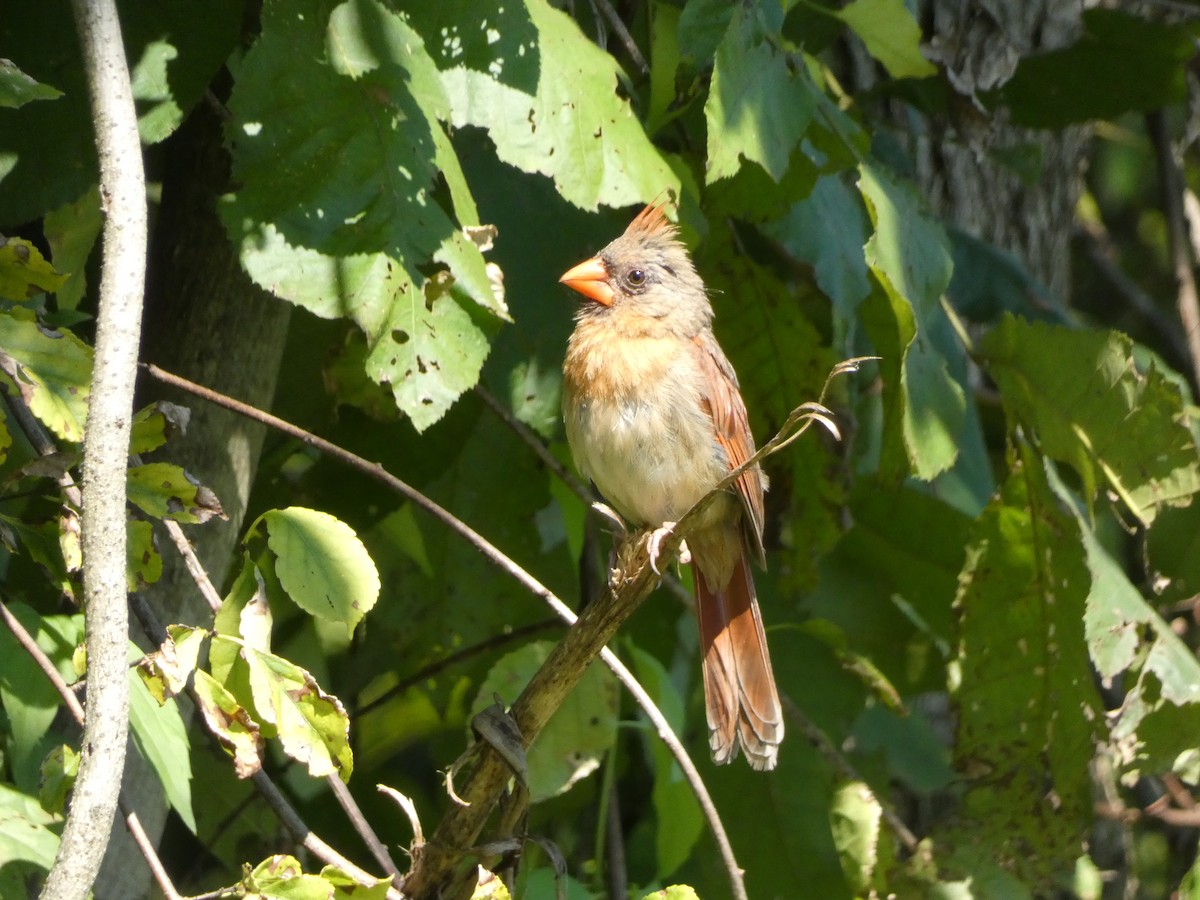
[693,552,783,770]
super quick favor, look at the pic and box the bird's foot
[647,522,691,575]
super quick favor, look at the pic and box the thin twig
[326,776,400,879]
[1148,109,1200,394]
[357,619,561,720]
[588,0,649,74]
[1075,221,1191,366]
[780,696,919,854]
[124,594,403,900]
[143,363,749,900]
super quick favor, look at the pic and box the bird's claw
[591,501,627,535]
[647,522,690,575]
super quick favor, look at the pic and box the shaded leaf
[0,60,62,108]
[944,448,1097,889]
[996,9,1196,127]
[126,519,162,591]
[0,783,60,874]
[37,744,78,814]
[979,316,1200,526]
[129,669,196,832]
[127,461,226,524]
[0,307,91,441]
[859,163,963,479]
[471,641,618,802]
[628,645,702,881]
[765,174,872,320]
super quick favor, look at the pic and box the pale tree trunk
[94,100,292,898]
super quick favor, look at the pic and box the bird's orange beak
[559,257,614,307]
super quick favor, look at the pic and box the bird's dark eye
[626,268,647,288]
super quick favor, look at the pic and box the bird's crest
[624,195,678,242]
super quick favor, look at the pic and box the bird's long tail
[693,551,783,770]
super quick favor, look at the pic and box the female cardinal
[559,202,784,770]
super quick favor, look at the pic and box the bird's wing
[691,333,766,564]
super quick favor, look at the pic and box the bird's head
[559,202,711,328]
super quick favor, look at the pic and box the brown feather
[691,334,767,566]
[693,550,783,770]
[623,200,678,243]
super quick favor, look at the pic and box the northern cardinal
[558,202,784,770]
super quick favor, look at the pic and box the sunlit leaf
[0,308,91,441]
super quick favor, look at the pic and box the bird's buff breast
[562,329,729,529]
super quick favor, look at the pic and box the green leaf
[127,461,226,524]
[322,865,391,899]
[1053,469,1200,773]
[947,227,1063,325]
[705,6,818,184]
[0,606,84,792]
[192,668,264,779]
[126,518,162,591]
[0,59,62,108]
[0,783,60,874]
[231,225,494,431]
[137,624,208,704]
[834,0,936,80]
[979,316,1200,526]
[627,645,702,881]
[471,641,618,803]
[42,185,102,311]
[859,162,963,479]
[945,447,1097,890]
[129,669,196,832]
[430,0,680,210]
[829,782,881,894]
[38,745,78,814]
[244,855,333,900]
[643,888,701,900]
[225,0,502,429]
[129,401,190,455]
[232,638,354,781]
[0,237,66,300]
[765,174,872,320]
[0,308,91,442]
[255,506,380,633]
[996,9,1196,128]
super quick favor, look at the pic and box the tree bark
[94,98,292,898]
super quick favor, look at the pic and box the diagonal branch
[143,362,747,899]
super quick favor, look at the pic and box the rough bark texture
[850,0,1087,298]
[94,100,292,898]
